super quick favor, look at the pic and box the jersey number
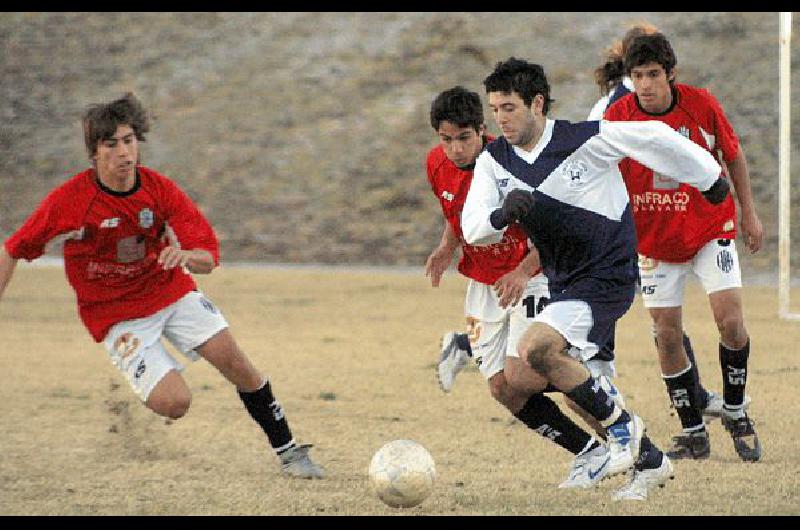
[523,295,550,318]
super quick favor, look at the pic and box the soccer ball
[368,439,436,508]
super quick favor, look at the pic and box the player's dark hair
[624,32,677,79]
[430,86,484,132]
[483,57,554,115]
[82,92,150,157]
[594,23,659,95]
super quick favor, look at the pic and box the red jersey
[426,140,533,285]
[605,83,739,262]
[4,166,220,342]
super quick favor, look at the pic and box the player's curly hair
[594,22,659,95]
[82,92,150,158]
[429,86,484,132]
[624,32,677,79]
[483,57,554,115]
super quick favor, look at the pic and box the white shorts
[533,300,617,380]
[102,290,229,401]
[465,275,550,380]
[639,238,742,308]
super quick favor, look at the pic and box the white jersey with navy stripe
[587,77,634,121]
[461,118,721,300]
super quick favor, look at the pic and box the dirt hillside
[1,12,796,274]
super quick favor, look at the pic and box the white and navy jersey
[587,77,634,121]
[461,118,721,302]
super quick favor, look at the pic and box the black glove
[491,189,535,229]
[701,177,730,205]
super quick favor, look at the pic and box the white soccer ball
[368,439,436,508]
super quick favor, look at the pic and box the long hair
[593,22,659,95]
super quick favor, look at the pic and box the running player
[0,93,324,479]
[590,22,731,420]
[605,32,762,462]
[425,86,619,489]
[462,57,730,500]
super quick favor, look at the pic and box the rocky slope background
[1,12,797,276]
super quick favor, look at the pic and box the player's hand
[493,267,528,309]
[701,177,730,205]
[425,246,455,287]
[741,210,763,253]
[158,247,191,270]
[502,189,535,223]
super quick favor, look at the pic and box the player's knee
[148,391,192,420]
[716,315,747,347]
[167,395,191,419]
[488,373,508,403]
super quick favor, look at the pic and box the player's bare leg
[196,328,325,478]
[145,370,192,419]
[519,322,664,479]
[708,288,761,461]
[492,359,608,488]
[650,306,710,459]
[195,328,262,391]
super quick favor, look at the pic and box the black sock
[635,435,664,471]
[238,380,295,454]
[683,332,709,408]
[565,376,618,424]
[455,333,473,356]
[663,364,705,432]
[720,339,750,407]
[514,393,596,455]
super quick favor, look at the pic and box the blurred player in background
[605,33,762,462]
[587,22,659,121]
[425,86,620,489]
[463,57,731,499]
[0,93,324,479]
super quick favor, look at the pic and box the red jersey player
[0,93,323,478]
[424,86,622,489]
[605,33,762,462]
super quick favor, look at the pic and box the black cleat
[665,430,711,460]
[722,413,762,462]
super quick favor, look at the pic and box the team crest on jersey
[678,126,691,139]
[562,160,588,188]
[498,179,509,188]
[139,208,154,229]
[723,219,734,232]
[441,190,455,202]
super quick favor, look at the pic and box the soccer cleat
[436,332,470,393]
[702,390,751,418]
[280,444,325,479]
[722,412,762,462]
[558,444,612,489]
[606,414,644,476]
[665,430,711,460]
[612,455,675,501]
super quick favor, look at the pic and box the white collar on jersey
[511,119,555,163]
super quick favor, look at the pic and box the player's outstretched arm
[600,120,722,192]
[0,246,19,302]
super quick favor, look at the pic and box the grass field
[1,264,798,515]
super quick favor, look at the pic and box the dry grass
[1,264,798,515]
